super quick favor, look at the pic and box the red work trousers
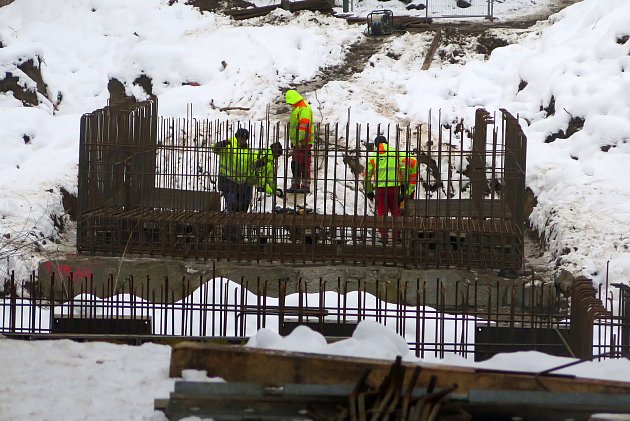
[291,145,312,189]
[375,187,400,240]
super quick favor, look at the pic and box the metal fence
[2,270,627,361]
[426,0,493,19]
[77,99,527,270]
[342,0,494,20]
[593,281,630,358]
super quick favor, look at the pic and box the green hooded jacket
[253,148,277,195]
[285,90,314,146]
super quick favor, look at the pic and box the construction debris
[158,344,630,420]
[157,356,459,420]
[223,0,334,20]
[166,343,630,395]
[421,29,441,70]
[346,15,432,31]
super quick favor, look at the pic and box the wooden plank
[421,29,442,71]
[169,343,630,395]
[51,315,152,335]
[153,398,169,411]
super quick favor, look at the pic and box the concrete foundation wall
[36,256,556,311]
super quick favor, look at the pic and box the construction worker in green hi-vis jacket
[364,135,402,244]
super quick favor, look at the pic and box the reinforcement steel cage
[77,99,526,269]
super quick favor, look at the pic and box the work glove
[366,191,375,201]
[276,188,284,198]
[214,140,229,149]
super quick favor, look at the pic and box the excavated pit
[29,0,582,312]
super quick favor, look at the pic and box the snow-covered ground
[2,0,630,417]
[2,322,630,421]
[4,276,628,419]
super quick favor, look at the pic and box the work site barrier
[77,98,527,270]
[425,0,494,19]
[1,269,626,361]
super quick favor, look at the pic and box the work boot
[286,181,299,194]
